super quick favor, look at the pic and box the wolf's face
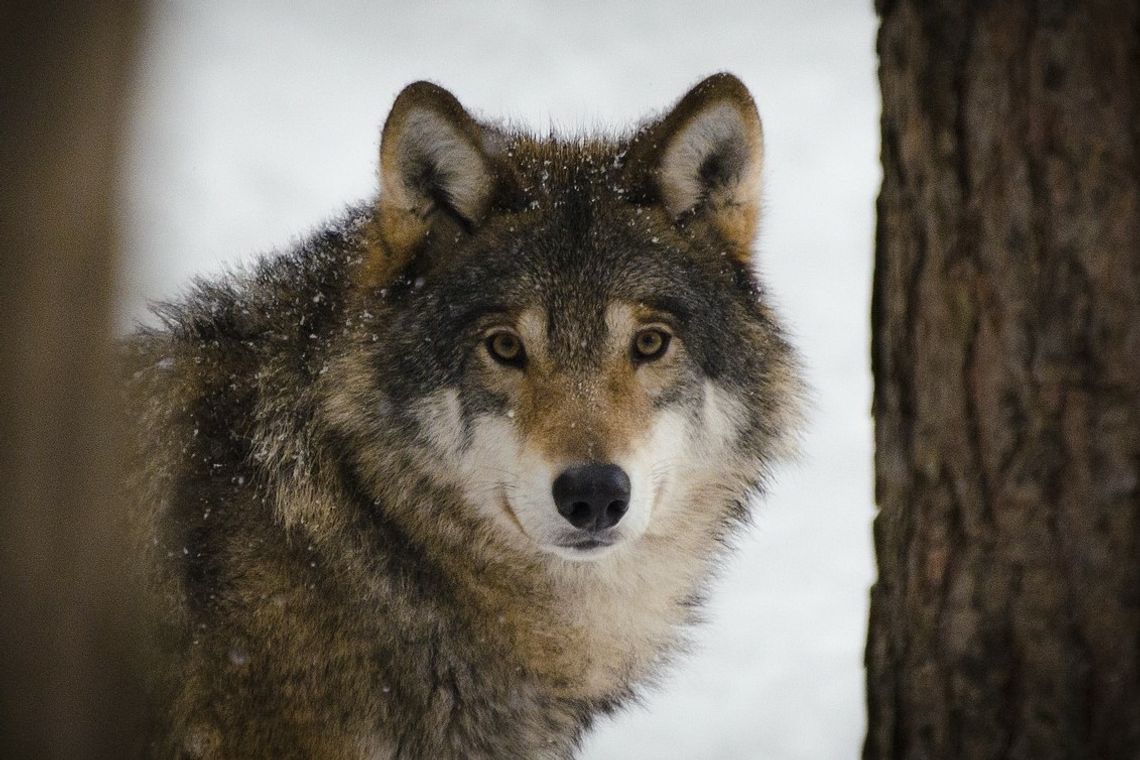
[351,76,798,563]
[421,308,692,560]
[388,206,779,563]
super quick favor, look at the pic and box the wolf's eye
[486,331,525,367]
[632,328,671,363]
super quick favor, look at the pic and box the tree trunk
[0,2,146,757]
[867,2,1140,759]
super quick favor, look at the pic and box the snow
[120,2,879,757]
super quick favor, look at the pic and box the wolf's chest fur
[288,457,712,701]
[130,73,800,759]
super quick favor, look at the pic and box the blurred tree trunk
[867,2,1140,759]
[0,2,147,757]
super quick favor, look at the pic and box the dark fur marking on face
[325,429,457,595]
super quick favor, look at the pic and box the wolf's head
[332,74,800,565]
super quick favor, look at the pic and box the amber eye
[486,331,525,367]
[632,328,671,363]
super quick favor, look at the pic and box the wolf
[125,72,802,759]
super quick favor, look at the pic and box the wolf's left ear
[623,73,764,259]
[375,81,509,268]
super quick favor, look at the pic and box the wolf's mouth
[554,537,615,552]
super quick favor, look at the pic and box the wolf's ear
[623,73,764,258]
[376,81,502,263]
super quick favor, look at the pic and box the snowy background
[120,2,879,757]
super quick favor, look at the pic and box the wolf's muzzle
[551,463,631,531]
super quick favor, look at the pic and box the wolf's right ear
[375,82,505,268]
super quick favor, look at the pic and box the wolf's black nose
[552,464,631,531]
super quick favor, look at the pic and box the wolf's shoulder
[121,203,374,467]
[140,204,373,351]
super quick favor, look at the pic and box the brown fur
[510,306,663,464]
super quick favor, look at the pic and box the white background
[121,2,879,757]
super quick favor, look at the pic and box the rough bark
[0,2,146,757]
[867,2,1140,759]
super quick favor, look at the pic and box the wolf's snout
[552,464,631,531]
